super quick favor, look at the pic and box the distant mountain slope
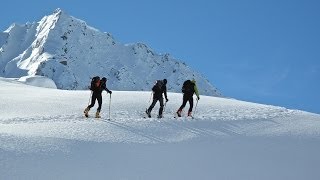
[0,8,221,96]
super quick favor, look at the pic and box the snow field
[1,77,320,180]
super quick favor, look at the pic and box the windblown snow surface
[1,77,320,180]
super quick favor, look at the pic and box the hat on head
[163,79,167,84]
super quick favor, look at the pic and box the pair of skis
[174,99,199,119]
[84,92,112,120]
[143,110,194,119]
[84,113,112,121]
[143,109,164,119]
[174,112,194,119]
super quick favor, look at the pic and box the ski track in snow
[1,104,318,145]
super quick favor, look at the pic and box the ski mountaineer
[84,76,112,118]
[176,79,200,117]
[145,79,169,118]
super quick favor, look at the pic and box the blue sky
[1,0,319,114]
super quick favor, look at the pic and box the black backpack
[90,76,100,90]
[182,80,194,94]
[100,77,107,89]
[152,80,164,93]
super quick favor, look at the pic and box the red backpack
[90,76,100,90]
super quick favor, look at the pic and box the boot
[84,107,90,117]
[188,111,192,117]
[145,109,151,118]
[176,109,182,117]
[157,114,163,118]
[95,111,101,118]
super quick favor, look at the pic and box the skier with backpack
[145,79,169,118]
[84,76,112,118]
[176,79,200,117]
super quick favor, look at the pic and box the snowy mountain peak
[0,9,222,96]
[53,7,63,14]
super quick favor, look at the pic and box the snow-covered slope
[1,77,320,180]
[0,8,221,96]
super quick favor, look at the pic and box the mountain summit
[0,8,221,96]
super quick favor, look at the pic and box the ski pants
[88,92,102,112]
[178,94,193,113]
[148,96,164,115]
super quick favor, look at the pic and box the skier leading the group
[176,79,200,117]
[84,76,112,118]
[146,79,169,118]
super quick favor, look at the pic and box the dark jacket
[152,80,168,100]
[182,80,199,98]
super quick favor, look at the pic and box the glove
[108,90,112,94]
[197,96,200,100]
[166,98,169,102]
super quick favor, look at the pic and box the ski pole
[163,97,168,112]
[193,98,199,117]
[148,92,153,103]
[88,91,93,106]
[108,93,112,120]
[146,92,153,109]
[163,100,167,113]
